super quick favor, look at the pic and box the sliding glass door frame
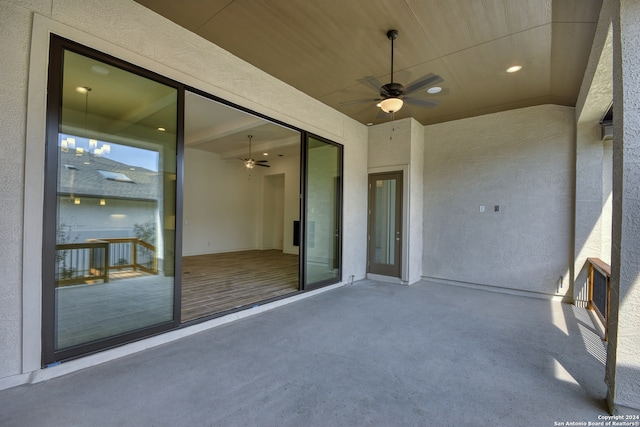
[42,36,184,365]
[42,37,344,365]
[300,132,344,291]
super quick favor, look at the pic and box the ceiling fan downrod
[387,29,398,84]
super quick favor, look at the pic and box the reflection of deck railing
[55,238,157,286]
[587,257,610,341]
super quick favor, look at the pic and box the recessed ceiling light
[91,65,110,75]
[506,65,522,73]
[157,127,166,132]
[366,123,374,126]
[263,152,269,156]
[427,86,442,94]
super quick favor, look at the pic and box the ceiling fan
[342,29,446,114]
[239,135,269,168]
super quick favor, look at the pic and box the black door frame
[42,35,344,365]
[42,35,185,365]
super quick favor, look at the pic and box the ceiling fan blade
[256,163,270,167]
[404,73,444,95]
[255,160,268,163]
[404,97,440,108]
[340,97,381,107]
[357,75,385,94]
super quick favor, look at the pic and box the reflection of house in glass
[56,147,163,285]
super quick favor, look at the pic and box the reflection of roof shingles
[57,149,161,200]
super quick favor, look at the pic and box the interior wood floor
[181,249,299,322]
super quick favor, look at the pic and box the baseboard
[422,276,569,302]
[0,373,32,392]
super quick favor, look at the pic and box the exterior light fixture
[379,97,404,113]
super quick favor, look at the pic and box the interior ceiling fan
[239,134,269,168]
[343,29,446,115]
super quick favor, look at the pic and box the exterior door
[368,172,403,278]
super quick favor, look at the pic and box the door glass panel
[374,179,396,264]
[53,49,177,350]
[305,137,341,287]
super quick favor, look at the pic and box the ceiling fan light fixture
[245,159,256,169]
[379,97,403,113]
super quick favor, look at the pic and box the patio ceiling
[134,0,602,126]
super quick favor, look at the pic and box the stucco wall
[423,105,575,297]
[608,0,640,411]
[573,3,613,306]
[0,0,33,379]
[2,0,368,383]
[367,118,423,284]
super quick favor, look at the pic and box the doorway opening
[181,92,301,322]
[367,171,403,278]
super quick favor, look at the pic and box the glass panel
[373,178,397,265]
[54,50,177,350]
[305,137,341,287]
[181,92,301,321]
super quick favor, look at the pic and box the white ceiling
[134,0,602,126]
[184,91,300,159]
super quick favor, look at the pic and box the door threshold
[366,273,407,285]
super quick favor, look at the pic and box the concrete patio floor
[1,279,638,426]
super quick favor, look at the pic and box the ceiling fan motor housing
[381,82,404,98]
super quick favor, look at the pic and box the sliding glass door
[303,135,342,289]
[42,38,344,365]
[42,37,182,364]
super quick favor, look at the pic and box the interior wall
[423,104,575,297]
[11,0,368,384]
[257,144,300,255]
[262,174,285,251]
[183,149,259,256]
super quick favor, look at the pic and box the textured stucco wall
[2,0,368,382]
[0,0,35,379]
[367,118,423,284]
[408,120,424,284]
[423,105,575,297]
[608,0,640,412]
[574,1,613,306]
